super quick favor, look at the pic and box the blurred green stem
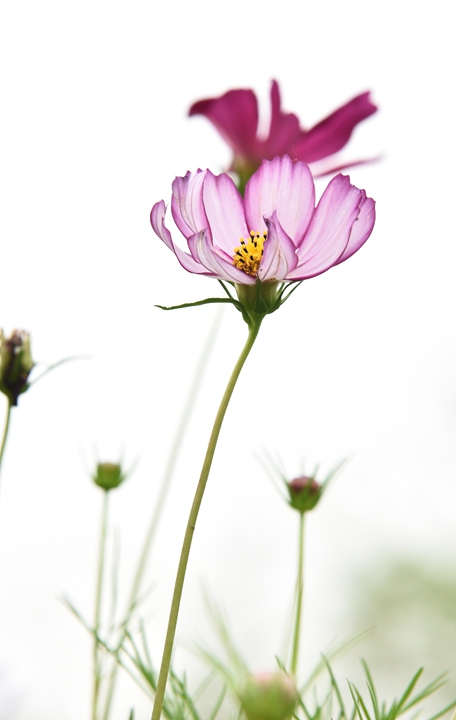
[101,310,222,720]
[92,490,109,720]
[128,309,222,608]
[0,399,12,482]
[150,320,262,720]
[290,512,305,676]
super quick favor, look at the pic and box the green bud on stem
[0,329,34,406]
[92,462,127,491]
[238,672,298,720]
[287,475,322,514]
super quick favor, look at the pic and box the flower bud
[0,329,34,406]
[92,462,126,491]
[287,475,322,514]
[238,672,298,720]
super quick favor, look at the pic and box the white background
[0,1,455,718]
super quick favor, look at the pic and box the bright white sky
[0,1,455,718]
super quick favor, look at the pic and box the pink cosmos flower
[189,80,377,181]
[151,156,375,294]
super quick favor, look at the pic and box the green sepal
[155,277,304,329]
[233,279,304,328]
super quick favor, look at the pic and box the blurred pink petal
[189,81,377,178]
[260,80,301,157]
[292,92,377,164]
[189,89,258,159]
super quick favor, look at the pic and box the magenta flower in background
[151,156,375,298]
[189,81,377,187]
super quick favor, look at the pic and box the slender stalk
[150,321,262,720]
[129,309,223,610]
[0,399,12,483]
[290,512,305,676]
[100,310,222,720]
[92,490,109,720]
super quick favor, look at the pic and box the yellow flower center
[233,230,267,277]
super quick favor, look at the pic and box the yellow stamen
[233,230,267,277]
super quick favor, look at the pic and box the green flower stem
[150,320,262,720]
[290,512,305,676]
[101,311,222,720]
[92,490,109,720]
[0,399,12,482]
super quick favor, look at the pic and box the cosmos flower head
[189,80,377,189]
[151,155,375,320]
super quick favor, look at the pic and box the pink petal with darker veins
[150,201,209,275]
[171,170,208,239]
[335,195,375,265]
[292,92,378,164]
[189,89,259,159]
[260,212,298,281]
[245,156,315,244]
[151,201,173,251]
[188,229,256,284]
[287,175,363,280]
[202,171,248,255]
[309,155,381,179]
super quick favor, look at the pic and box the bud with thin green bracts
[238,672,298,720]
[287,475,322,514]
[0,329,34,406]
[260,454,346,515]
[92,462,127,491]
[234,280,282,326]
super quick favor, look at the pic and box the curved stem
[0,399,12,483]
[290,512,305,676]
[150,321,262,720]
[92,490,109,720]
